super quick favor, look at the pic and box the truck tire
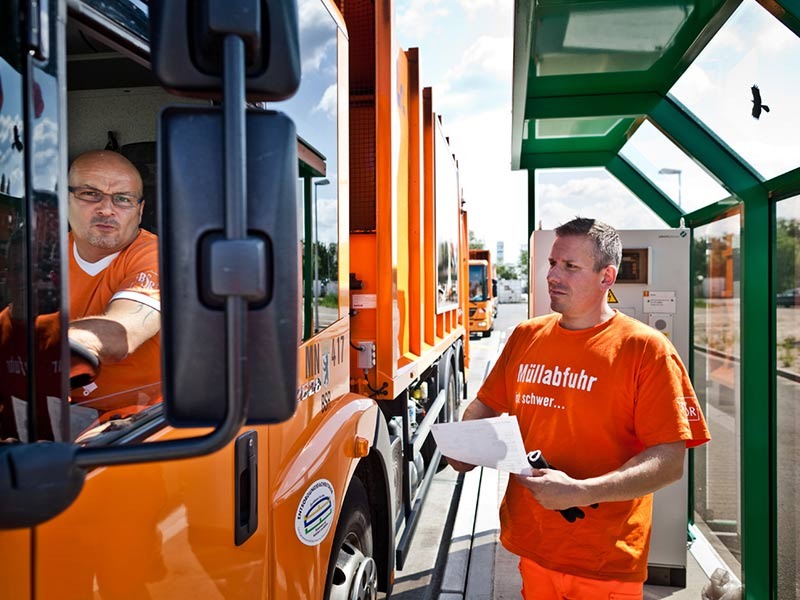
[325,478,378,600]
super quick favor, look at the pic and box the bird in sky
[751,84,770,119]
[12,125,23,152]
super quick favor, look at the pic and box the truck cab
[468,249,497,337]
[0,1,466,598]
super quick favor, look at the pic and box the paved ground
[384,303,521,599]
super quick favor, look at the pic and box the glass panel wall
[618,120,731,213]
[776,196,800,598]
[669,0,800,180]
[534,168,665,229]
[692,213,742,578]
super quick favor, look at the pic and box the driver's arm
[68,298,160,364]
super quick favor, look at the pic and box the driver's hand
[69,338,100,390]
[447,457,477,473]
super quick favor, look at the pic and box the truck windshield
[469,264,488,301]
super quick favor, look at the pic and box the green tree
[517,249,529,278]
[776,217,800,293]
[692,236,709,297]
[469,230,484,250]
[497,264,517,280]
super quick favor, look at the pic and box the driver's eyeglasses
[69,186,142,210]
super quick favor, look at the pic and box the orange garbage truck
[0,0,468,598]
[468,248,498,337]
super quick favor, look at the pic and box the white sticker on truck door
[295,479,335,546]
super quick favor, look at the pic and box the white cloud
[397,0,521,261]
[314,84,337,119]
[456,0,498,16]
[438,108,528,263]
[0,113,20,145]
[442,35,511,92]
[298,0,338,73]
[33,148,59,190]
[33,118,58,147]
[536,171,665,231]
[397,0,451,39]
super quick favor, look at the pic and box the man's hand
[446,457,477,473]
[515,467,588,510]
[515,441,686,509]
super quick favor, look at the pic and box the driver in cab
[67,150,161,420]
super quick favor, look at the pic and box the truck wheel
[325,478,378,600]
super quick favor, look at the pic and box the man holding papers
[447,218,710,600]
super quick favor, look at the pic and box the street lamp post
[658,167,682,208]
[313,178,330,330]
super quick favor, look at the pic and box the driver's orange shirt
[68,230,161,416]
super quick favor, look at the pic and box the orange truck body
[0,0,468,598]
[468,248,497,337]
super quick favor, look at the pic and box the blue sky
[396,0,529,264]
[395,0,800,266]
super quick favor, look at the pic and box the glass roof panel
[533,117,623,139]
[619,119,730,213]
[535,3,694,76]
[535,168,666,229]
[669,0,800,180]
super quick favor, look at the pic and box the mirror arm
[77,34,250,469]
[221,31,250,428]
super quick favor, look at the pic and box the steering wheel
[69,338,100,389]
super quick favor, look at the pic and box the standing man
[67,150,161,419]
[449,218,710,599]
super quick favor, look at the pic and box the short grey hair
[554,217,621,272]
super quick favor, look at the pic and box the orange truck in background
[468,249,498,337]
[0,0,468,598]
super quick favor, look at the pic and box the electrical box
[357,341,376,369]
[530,228,691,585]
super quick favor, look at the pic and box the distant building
[498,278,524,303]
[496,240,504,263]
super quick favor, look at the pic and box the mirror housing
[159,107,299,425]
[149,0,300,101]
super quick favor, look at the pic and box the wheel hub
[329,540,378,600]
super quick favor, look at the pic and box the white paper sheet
[431,414,533,474]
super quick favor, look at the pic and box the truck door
[34,3,273,597]
[0,0,69,597]
[0,0,31,593]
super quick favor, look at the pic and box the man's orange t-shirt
[477,311,710,583]
[0,307,62,440]
[69,229,161,416]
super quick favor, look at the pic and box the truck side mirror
[149,0,300,101]
[150,0,302,427]
[159,107,299,425]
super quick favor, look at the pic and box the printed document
[431,414,532,474]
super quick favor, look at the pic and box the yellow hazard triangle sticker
[607,289,619,303]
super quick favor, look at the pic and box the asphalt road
[386,302,528,600]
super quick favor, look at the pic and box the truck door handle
[234,430,258,545]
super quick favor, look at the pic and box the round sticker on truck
[295,479,335,546]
